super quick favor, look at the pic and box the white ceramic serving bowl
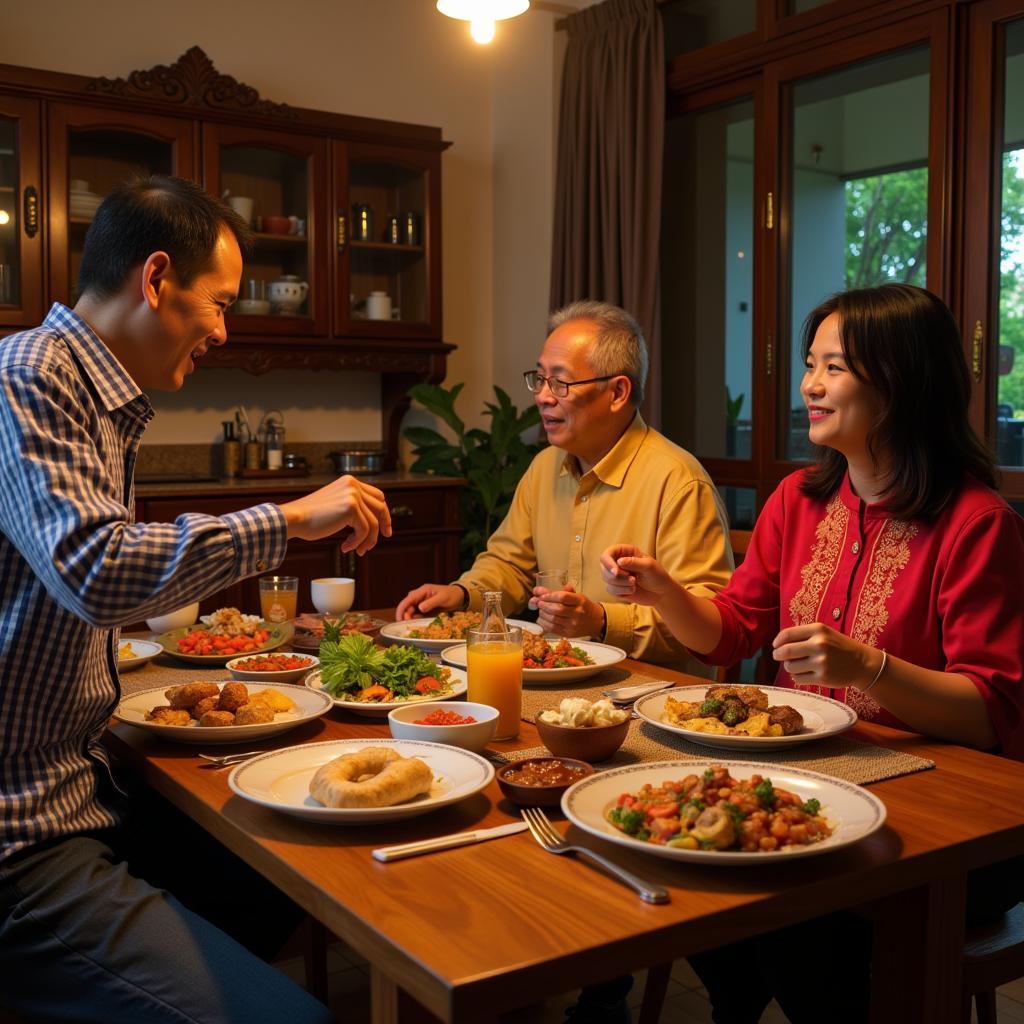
[234,298,271,315]
[145,602,200,634]
[387,701,499,753]
[310,577,354,615]
[226,652,319,683]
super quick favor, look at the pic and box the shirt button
[851,541,860,554]
[832,607,841,620]
[574,534,582,543]
[256,559,268,572]
[581,495,589,503]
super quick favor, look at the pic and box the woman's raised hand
[600,545,676,606]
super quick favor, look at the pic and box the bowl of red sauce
[496,756,595,807]
[387,701,499,752]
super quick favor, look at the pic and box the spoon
[601,680,675,704]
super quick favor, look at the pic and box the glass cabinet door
[334,141,441,338]
[964,1,1024,500]
[203,124,328,338]
[46,103,195,307]
[0,95,43,328]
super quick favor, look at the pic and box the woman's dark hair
[799,283,998,519]
[78,175,252,299]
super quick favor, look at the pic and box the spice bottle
[221,420,240,478]
[265,422,284,471]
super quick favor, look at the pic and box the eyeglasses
[523,370,617,398]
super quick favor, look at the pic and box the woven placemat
[514,676,935,786]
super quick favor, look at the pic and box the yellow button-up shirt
[457,414,734,670]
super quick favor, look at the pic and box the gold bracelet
[862,649,887,693]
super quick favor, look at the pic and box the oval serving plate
[112,680,333,745]
[157,622,293,665]
[305,666,468,718]
[441,639,627,686]
[562,759,886,865]
[228,737,494,823]
[379,618,542,653]
[633,685,857,751]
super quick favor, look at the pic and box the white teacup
[227,195,254,224]
[146,602,200,633]
[311,577,355,616]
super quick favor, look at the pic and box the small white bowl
[226,652,319,683]
[387,701,499,753]
[146,602,200,634]
[234,298,271,316]
[311,577,355,615]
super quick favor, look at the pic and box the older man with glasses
[396,299,732,672]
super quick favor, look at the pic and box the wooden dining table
[106,625,1024,1024]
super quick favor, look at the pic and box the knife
[602,680,676,704]
[372,822,527,862]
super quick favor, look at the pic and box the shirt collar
[44,303,149,414]
[559,412,647,487]
[838,468,893,519]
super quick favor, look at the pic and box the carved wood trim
[85,46,297,119]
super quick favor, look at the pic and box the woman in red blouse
[603,284,1023,756]
[599,284,1024,1024]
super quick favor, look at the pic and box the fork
[521,807,669,904]
[197,751,263,768]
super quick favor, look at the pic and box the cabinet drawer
[384,488,453,531]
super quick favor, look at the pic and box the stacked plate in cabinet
[69,185,103,220]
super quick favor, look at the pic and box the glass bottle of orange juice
[467,591,522,740]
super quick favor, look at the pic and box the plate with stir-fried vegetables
[561,761,886,864]
[305,623,466,718]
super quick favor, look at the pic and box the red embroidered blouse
[703,471,1024,758]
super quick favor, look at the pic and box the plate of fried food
[380,612,542,652]
[116,638,163,672]
[113,680,333,744]
[227,737,495,823]
[291,611,386,651]
[562,760,885,864]
[157,607,293,665]
[441,636,626,685]
[633,684,857,750]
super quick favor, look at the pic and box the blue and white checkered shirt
[0,304,287,861]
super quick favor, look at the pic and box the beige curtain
[550,0,665,423]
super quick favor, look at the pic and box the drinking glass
[466,625,523,740]
[535,569,569,592]
[259,575,298,623]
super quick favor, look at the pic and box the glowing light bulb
[0,210,9,226]
[470,17,495,43]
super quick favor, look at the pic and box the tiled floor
[273,938,1024,1022]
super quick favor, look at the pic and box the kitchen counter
[134,471,464,499]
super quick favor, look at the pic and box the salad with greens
[318,624,454,703]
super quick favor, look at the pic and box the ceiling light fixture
[436,0,530,45]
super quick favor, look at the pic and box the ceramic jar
[267,275,308,315]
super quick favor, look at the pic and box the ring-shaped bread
[309,747,434,808]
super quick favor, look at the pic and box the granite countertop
[134,471,464,498]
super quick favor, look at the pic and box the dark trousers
[0,794,333,1024]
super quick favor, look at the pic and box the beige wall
[0,0,568,451]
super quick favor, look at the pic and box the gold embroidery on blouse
[844,518,918,720]
[788,493,848,626]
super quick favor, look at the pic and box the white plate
[305,666,468,718]
[115,639,163,672]
[112,681,333,745]
[227,737,494,823]
[441,639,627,685]
[380,617,542,652]
[634,685,857,750]
[226,653,320,683]
[562,760,886,864]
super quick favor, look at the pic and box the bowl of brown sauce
[496,756,594,807]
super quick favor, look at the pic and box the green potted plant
[403,383,546,570]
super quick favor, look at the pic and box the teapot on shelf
[267,275,308,315]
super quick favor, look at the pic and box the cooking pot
[329,449,383,473]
